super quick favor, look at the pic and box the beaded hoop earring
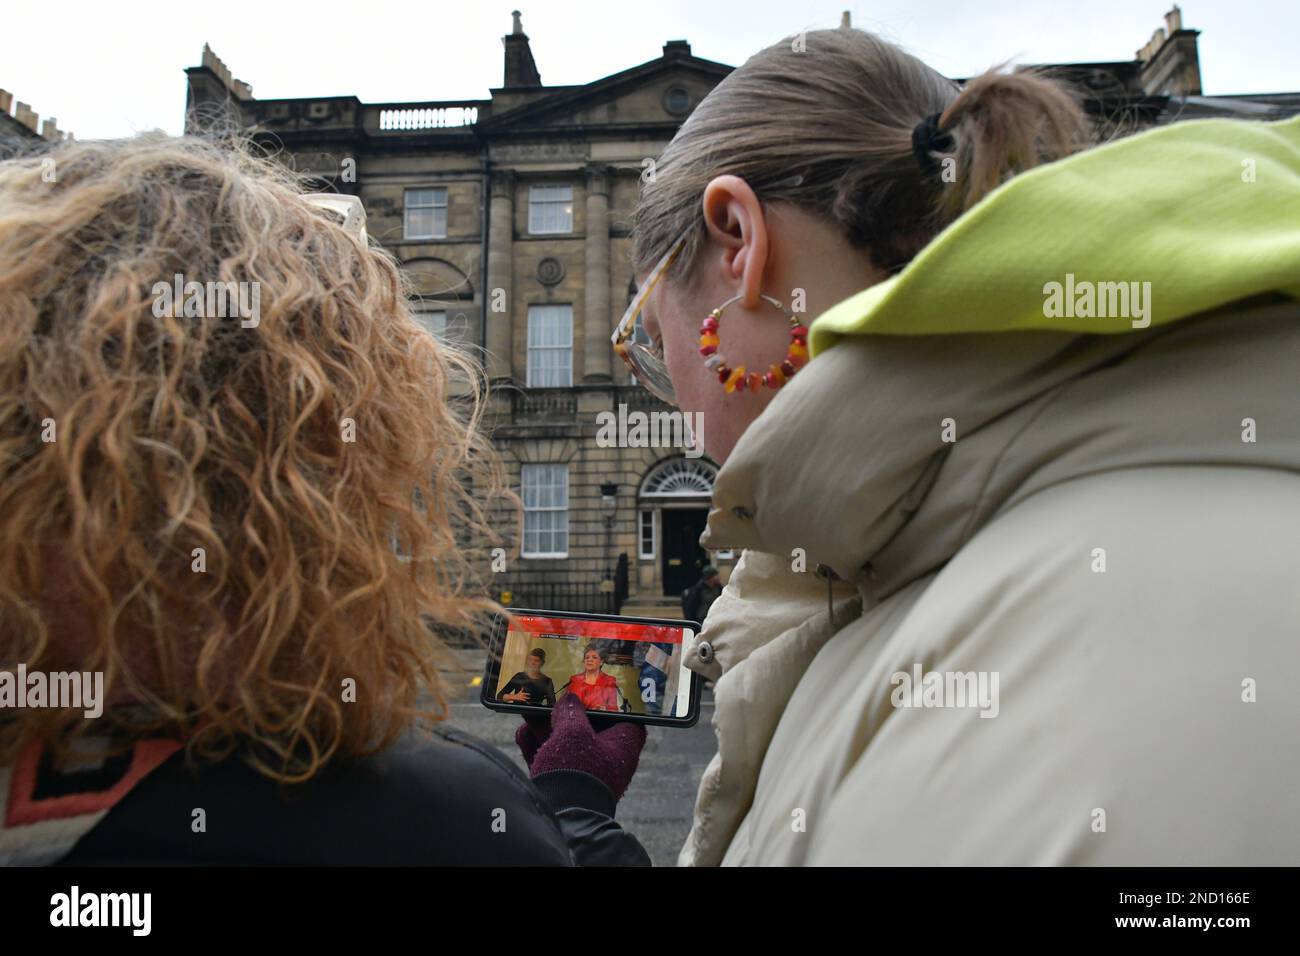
[698,294,808,393]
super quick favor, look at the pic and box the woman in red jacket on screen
[564,647,620,712]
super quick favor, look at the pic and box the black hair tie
[912,112,955,181]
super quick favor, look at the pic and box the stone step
[620,602,685,620]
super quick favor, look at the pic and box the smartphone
[480,609,703,727]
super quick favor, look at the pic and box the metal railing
[496,580,618,616]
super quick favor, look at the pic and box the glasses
[613,229,689,405]
[303,193,368,241]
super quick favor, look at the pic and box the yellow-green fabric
[810,115,1300,354]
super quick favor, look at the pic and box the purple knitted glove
[515,695,647,802]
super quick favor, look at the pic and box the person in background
[499,648,557,706]
[681,565,722,624]
[0,134,648,866]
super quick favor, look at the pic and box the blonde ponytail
[931,67,1089,222]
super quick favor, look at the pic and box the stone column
[485,170,515,382]
[583,163,612,383]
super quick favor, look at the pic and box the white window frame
[521,464,569,558]
[528,184,573,234]
[404,187,448,240]
[639,509,657,560]
[526,304,573,387]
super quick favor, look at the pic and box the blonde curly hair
[0,134,505,782]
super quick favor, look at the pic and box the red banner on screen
[508,614,684,644]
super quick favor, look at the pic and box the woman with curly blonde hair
[0,134,647,865]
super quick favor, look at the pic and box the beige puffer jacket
[678,297,1300,865]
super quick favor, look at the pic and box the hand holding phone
[516,695,647,802]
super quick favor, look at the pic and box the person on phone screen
[563,647,620,712]
[500,648,556,705]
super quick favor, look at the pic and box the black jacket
[682,579,721,624]
[58,725,650,866]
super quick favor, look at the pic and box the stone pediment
[482,55,730,132]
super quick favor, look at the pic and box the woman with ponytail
[621,27,1300,865]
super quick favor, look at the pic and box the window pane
[639,510,654,558]
[529,184,573,234]
[414,310,446,337]
[406,208,432,238]
[521,464,568,556]
[405,189,447,238]
[526,306,572,387]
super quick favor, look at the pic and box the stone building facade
[181,8,1298,618]
[185,18,732,617]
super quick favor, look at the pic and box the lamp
[599,482,618,522]
[599,482,618,592]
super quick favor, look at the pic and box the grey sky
[4,0,1294,141]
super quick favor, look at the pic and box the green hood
[810,114,1300,354]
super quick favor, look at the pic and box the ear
[701,175,768,310]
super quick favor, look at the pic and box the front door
[661,508,709,598]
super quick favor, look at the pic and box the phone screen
[481,610,700,726]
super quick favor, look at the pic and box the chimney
[15,101,38,132]
[199,43,253,100]
[503,11,541,88]
[1136,27,1166,63]
[1137,5,1201,96]
[662,40,691,57]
